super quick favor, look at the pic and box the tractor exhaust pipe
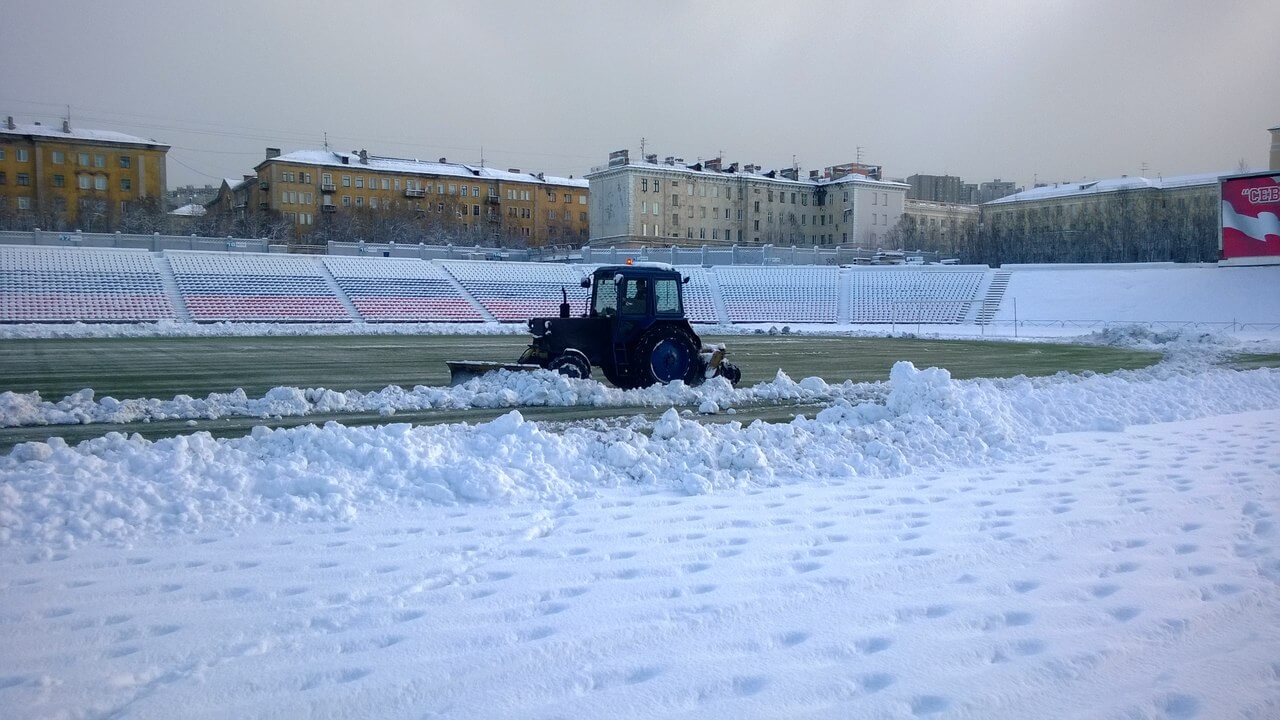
[559,286,570,318]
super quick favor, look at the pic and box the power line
[166,152,226,181]
[1,96,601,166]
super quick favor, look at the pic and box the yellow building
[0,116,169,230]
[233,148,588,246]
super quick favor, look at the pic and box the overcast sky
[3,0,1277,190]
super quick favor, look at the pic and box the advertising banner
[1221,172,1280,259]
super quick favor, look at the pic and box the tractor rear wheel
[633,324,700,387]
[548,348,591,380]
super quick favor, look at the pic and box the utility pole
[640,137,646,158]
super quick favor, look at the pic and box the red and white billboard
[1221,172,1280,259]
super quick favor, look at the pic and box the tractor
[447,263,741,389]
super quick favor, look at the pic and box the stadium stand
[674,265,720,323]
[323,256,483,322]
[440,260,591,321]
[167,251,351,322]
[715,266,839,323]
[0,245,175,322]
[847,268,984,323]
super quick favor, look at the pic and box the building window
[17,148,30,162]
[0,149,5,160]
[342,176,351,187]
[78,174,90,189]
[472,186,480,197]
[342,195,351,206]
[356,177,364,188]
[119,156,131,169]
[579,195,586,204]
[16,173,30,186]
[382,178,390,190]
[94,154,105,168]
[52,174,64,187]
[78,152,89,166]
[355,196,363,206]
[120,178,132,191]
[51,150,64,164]
[17,197,31,210]
[582,212,589,222]
[641,179,648,192]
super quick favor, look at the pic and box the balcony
[258,201,269,210]
[321,203,336,213]
[404,187,426,198]
[486,195,499,204]
[259,180,269,190]
[321,182,336,192]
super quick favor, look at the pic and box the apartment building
[0,116,169,230]
[586,150,907,247]
[216,148,588,246]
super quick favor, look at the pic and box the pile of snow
[0,370,869,429]
[3,361,1278,549]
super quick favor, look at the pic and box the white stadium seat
[848,269,983,324]
[716,266,839,323]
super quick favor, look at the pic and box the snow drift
[3,361,1279,549]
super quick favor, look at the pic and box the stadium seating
[0,245,175,322]
[440,260,591,321]
[715,266,839,323]
[167,251,351,322]
[674,265,720,323]
[1,244,1005,326]
[323,256,483,322]
[847,269,984,323]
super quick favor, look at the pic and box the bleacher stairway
[975,271,1012,325]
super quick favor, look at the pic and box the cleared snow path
[0,370,867,429]
[1,408,1277,719]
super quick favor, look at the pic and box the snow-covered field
[2,329,1280,718]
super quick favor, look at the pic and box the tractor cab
[586,264,686,322]
[514,263,741,389]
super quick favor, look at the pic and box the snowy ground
[2,336,1280,718]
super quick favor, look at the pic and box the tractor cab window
[654,278,681,315]
[620,278,649,315]
[593,277,618,316]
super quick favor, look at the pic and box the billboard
[1221,171,1280,259]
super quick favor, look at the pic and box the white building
[586,151,907,247]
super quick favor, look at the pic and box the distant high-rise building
[978,179,1020,204]
[906,174,966,204]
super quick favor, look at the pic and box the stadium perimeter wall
[990,263,1279,327]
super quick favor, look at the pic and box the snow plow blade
[446,360,542,386]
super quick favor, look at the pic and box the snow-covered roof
[168,204,207,217]
[986,172,1226,205]
[0,121,168,148]
[260,149,588,188]
[586,159,909,189]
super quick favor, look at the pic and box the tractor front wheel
[633,325,700,387]
[548,348,592,380]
